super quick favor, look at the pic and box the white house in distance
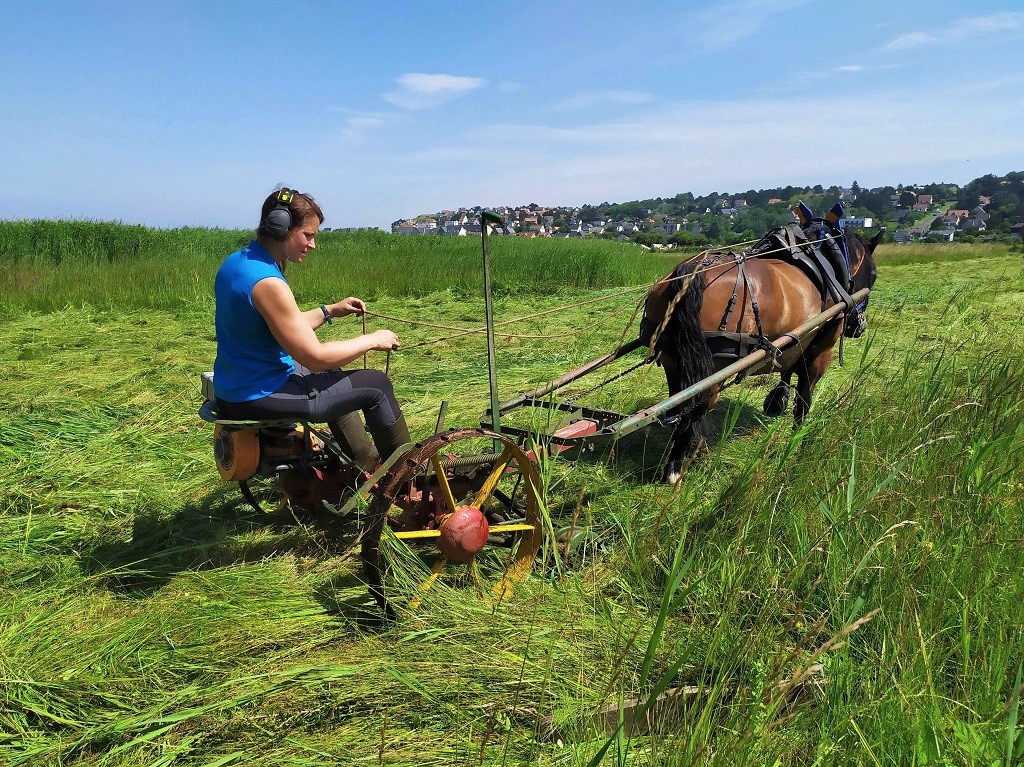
[839,216,873,229]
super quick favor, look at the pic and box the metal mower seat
[198,372,307,430]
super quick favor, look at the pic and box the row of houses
[392,191,1022,243]
[391,204,654,238]
[393,190,874,239]
[392,207,880,240]
[893,199,1002,243]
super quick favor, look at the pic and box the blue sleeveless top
[213,241,296,402]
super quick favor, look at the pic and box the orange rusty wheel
[213,424,260,481]
[360,428,544,616]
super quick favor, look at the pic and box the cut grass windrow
[1,234,1021,765]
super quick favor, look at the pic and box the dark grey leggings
[216,364,402,430]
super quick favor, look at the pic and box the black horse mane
[658,259,715,417]
[845,228,880,294]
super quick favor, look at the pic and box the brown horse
[642,225,881,482]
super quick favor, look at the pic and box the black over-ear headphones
[262,188,296,241]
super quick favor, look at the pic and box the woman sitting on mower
[212,187,411,471]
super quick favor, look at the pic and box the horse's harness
[678,218,862,375]
[754,221,862,315]
[701,251,797,371]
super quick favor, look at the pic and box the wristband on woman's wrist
[319,304,333,324]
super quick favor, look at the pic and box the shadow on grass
[562,394,771,484]
[78,481,391,627]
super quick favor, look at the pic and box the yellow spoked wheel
[360,428,544,616]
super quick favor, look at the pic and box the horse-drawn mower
[200,380,545,615]
[199,204,876,615]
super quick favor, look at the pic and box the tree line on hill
[395,171,1023,246]
[583,171,1024,247]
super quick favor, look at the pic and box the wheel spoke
[394,529,443,540]
[408,556,447,611]
[471,444,515,510]
[486,523,536,534]
[429,454,459,512]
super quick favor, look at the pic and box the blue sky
[3,1,1022,230]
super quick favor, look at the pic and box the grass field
[2,224,1023,765]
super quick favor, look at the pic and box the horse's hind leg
[793,344,837,424]
[763,371,793,417]
[663,408,709,485]
[661,357,688,483]
[661,357,692,483]
[661,357,716,483]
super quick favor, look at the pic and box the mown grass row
[1,234,1022,764]
[3,331,1021,765]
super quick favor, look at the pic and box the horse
[641,223,881,483]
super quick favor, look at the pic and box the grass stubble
[1,224,1022,765]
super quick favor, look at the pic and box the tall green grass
[1,228,1022,764]
[6,220,1019,316]
[874,240,1021,266]
[0,221,674,314]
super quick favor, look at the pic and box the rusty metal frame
[483,287,869,447]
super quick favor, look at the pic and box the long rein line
[363,283,648,349]
[357,235,832,352]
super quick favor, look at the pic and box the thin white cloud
[338,114,390,141]
[881,12,1024,51]
[347,114,388,130]
[956,12,1023,34]
[787,62,898,86]
[329,110,398,140]
[695,0,813,51]
[375,86,1023,212]
[383,73,484,110]
[881,31,939,51]
[551,90,655,111]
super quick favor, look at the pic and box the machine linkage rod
[607,288,869,439]
[492,337,645,417]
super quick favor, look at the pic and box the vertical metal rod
[481,215,501,442]
[422,400,449,494]
[434,400,448,433]
[361,313,367,369]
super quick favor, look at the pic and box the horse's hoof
[763,384,791,417]
[845,313,868,338]
[662,462,683,485]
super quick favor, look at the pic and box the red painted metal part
[438,506,490,562]
[525,418,600,460]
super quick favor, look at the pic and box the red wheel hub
[438,506,489,563]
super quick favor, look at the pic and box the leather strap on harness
[749,217,863,336]
[710,254,786,382]
[718,253,745,332]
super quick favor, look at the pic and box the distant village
[885,192,1003,244]
[367,174,1024,244]
[389,203,649,240]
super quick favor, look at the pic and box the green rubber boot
[369,413,412,463]
[329,411,380,473]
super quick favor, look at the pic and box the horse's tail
[652,260,715,418]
